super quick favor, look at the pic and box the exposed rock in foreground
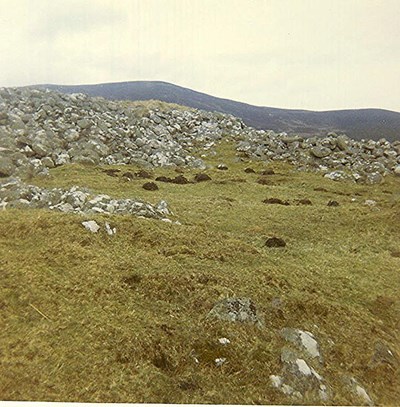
[0,177,171,220]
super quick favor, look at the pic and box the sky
[0,0,399,112]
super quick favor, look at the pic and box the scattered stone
[208,297,264,327]
[105,222,116,236]
[346,377,374,406]
[274,347,326,402]
[262,198,290,205]
[0,87,398,184]
[265,237,286,248]
[194,173,212,182]
[281,328,322,361]
[0,178,170,219]
[218,337,231,346]
[244,167,256,173]
[82,220,100,233]
[215,357,226,367]
[142,182,159,191]
[324,171,352,182]
[364,199,377,207]
[327,200,340,206]
[216,164,228,170]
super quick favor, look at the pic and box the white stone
[355,385,373,406]
[105,222,116,236]
[215,357,226,367]
[269,375,283,388]
[299,331,321,359]
[218,337,230,345]
[364,199,377,207]
[82,220,100,233]
[295,359,312,376]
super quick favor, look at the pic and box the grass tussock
[0,141,399,404]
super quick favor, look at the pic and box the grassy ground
[0,142,399,405]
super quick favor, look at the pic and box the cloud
[0,0,399,111]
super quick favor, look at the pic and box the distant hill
[35,81,400,141]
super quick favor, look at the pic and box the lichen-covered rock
[207,297,264,327]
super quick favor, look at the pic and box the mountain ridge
[33,81,400,141]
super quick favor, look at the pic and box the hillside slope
[37,81,400,142]
[1,143,399,405]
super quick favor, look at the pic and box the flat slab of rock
[82,220,100,233]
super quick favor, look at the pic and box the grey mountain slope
[35,81,400,141]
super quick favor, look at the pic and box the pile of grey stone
[0,177,171,220]
[1,86,399,185]
[237,130,400,184]
[0,87,244,178]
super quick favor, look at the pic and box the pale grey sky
[0,0,399,111]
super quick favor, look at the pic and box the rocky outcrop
[0,177,171,219]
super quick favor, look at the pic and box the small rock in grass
[82,220,100,233]
[327,200,340,206]
[281,328,322,360]
[142,182,158,191]
[346,377,373,406]
[215,357,226,367]
[217,164,228,170]
[218,337,231,346]
[105,222,116,236]
[265,237,286,248]
[364,199,377,207]
[194,173,212,182]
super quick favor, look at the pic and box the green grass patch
[1,142,399,404]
